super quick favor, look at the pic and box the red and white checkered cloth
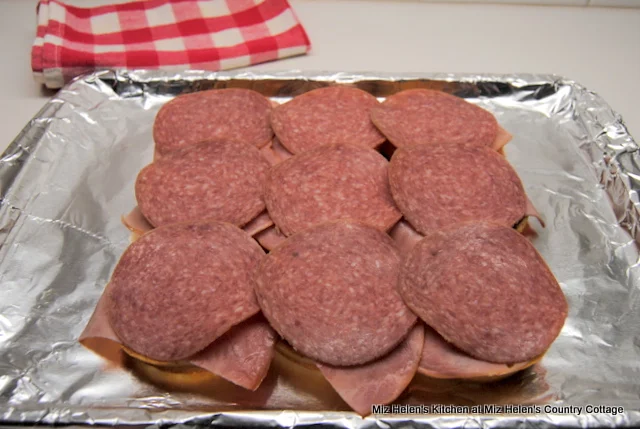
[32,0,311,89]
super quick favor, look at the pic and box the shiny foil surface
[0,70,639,428]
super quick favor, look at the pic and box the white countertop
[0,0,639,150]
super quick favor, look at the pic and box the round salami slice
[136,140,270,228]
[399,222,568,364]
[265,144,401,236]
[270,86,385,154]
[255,221,416,366]
[153,88,273,157]
[107,222,265,362]
[370,89,498,148]
[389,142,526,235]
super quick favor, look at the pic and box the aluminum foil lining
[0,70,639,428]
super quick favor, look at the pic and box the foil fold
[0,70,639,428]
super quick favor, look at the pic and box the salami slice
[419,325,539,381]
[255,221,416,366]
[153,88,273,157]
[107,222,265,362]
[399,222,568,364]
[370,89,498,148]
[191,315,276,391]
[389,142,526,235]
[136,140,270,228]
[271,86,385,154]
[317,324,424,416]
[265,144,401,236]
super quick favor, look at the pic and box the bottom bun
[124,339,542,387]
[274,341,317,369]
[122,339,548,410]
[125,341,348,410]
[122,346,191,369]
[515,216,529,233]
[127,355,217,391]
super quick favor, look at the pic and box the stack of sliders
[81,86,568,416]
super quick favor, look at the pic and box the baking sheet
[0,70,639,428]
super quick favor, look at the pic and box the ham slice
[418,324,539,381]
[79,283,120,345]
[254,225,287,251]
[191,316,277,391]
[121,206,153,240]
[122,206,274,241]
[492,126,512,151]
[389,219,423,256]
[242,211,275,237]
[317,324,424,416]
[525,195,545,227]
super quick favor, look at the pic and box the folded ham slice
[419,325,540,381]
[122,206,275,241]
[317,324,424,416]
[191,315,276,391]
[254,225,287,251]
[389,219,424,256]
[493,126,512,151]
